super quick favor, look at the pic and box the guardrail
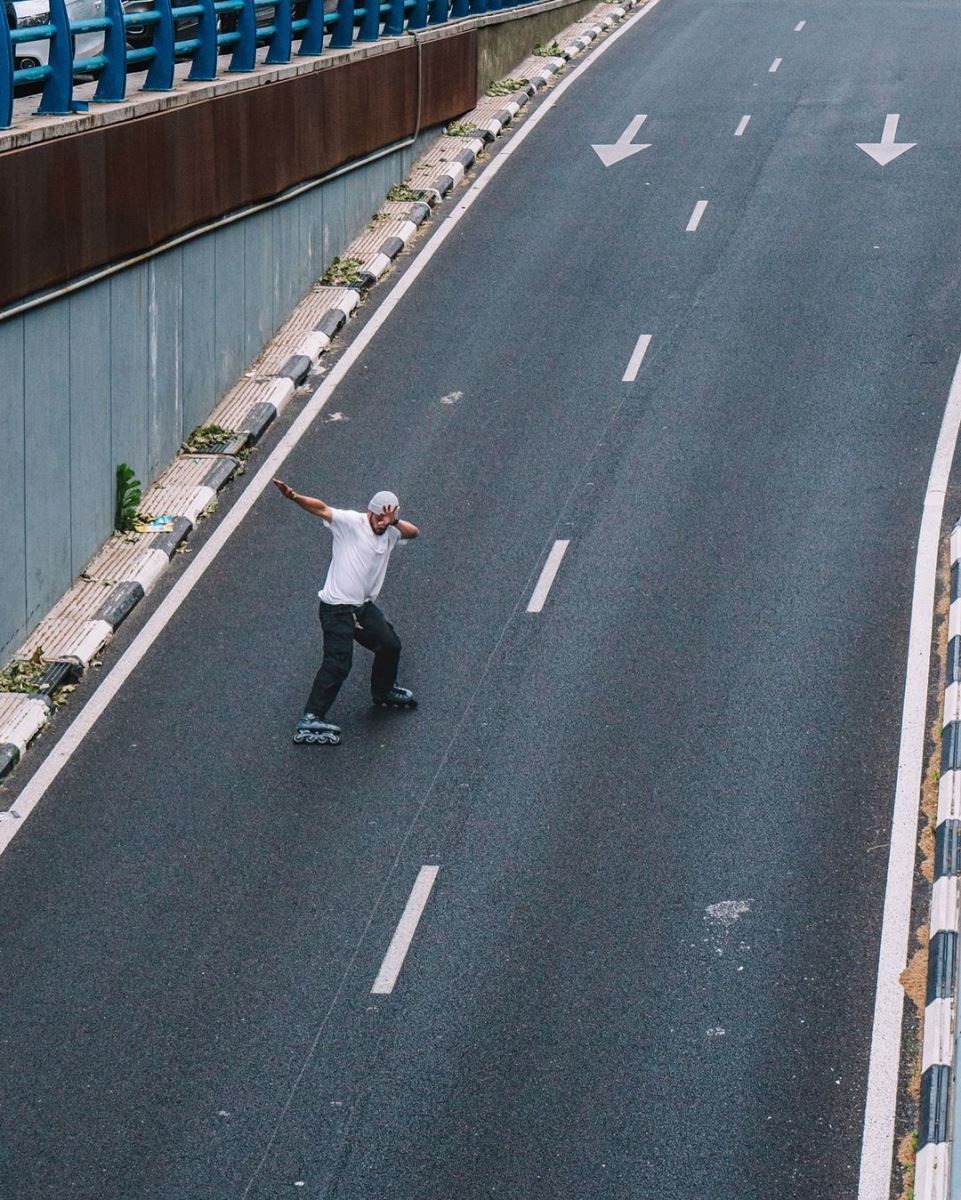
[0,0,521,129]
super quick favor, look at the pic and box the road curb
[0,0,642,785]
[917,518,961,1198]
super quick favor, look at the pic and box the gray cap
[368,490,399,515]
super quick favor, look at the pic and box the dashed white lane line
[622,332,653,382]
[857,348,961,1199]
[686,200,709,232]
[527,540,570,613]
[734,115,751,137]
[371,866,439,995]
[794,19,806,30]
[769,57,782,72]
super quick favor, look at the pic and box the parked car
[122,0,282,55]
[10,0,105,71]
[121,0,198,51]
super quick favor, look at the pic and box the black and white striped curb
[409,132,496,199]
[0,472,219,781]
[0,0,641,785]
[917,518,961,1198]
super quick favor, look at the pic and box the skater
[273,479,420,745]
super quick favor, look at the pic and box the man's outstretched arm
[273,478,333,521]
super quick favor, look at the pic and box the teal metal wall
[0,133,432,664]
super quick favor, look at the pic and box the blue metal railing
[0,0,528,128]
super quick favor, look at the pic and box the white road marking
[622,332,653,382]
[856,113,917,167]
[858,349,961,1200]
[686,200,709,232]
[371,866,439,994]
[794,20,805,31]
[592,114,652,167]
[769,57,782,72]
[734,115,751,137]
[0,0,667,860]
[527,541,570,613]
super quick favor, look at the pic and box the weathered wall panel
[272,205,301,330]
[68,288,112,578]
[109,271,150,496]
[181,237,217,434]
[23,305,71,630]
[213,224,247,400]
[147,254,184,478]
[244,211,275,368]
[0,318,26,664]
[0,35,477,310]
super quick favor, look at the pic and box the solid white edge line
[0,0,667,856]
[371,865,439,994]
[734,115,751,137]
[527,540,570,613]
[622,332,653,382]
[686,200,708,232]
[769,57,782,72]
[858,350,961,1200]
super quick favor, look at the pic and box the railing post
[228,0,256,69]
[296,0,325,53]
[265,0,292,61]
[407,0,427,29]
[427,0,446,22]
[143,0,175,88]
[188,0,218,77]
[467,0,486,13]
[382,0,404,35]
[450,0,468,18]
[357,0,379,41]
[0,2,14,128]
[36,0,73,114]
[328,0,353,48]
[93,0,128,100]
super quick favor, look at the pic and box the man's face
[368,507,396,534]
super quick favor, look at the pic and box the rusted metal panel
[0,31,477,310]
[421,29,478,128]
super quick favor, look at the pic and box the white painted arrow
[856,114,916,166]
[592,115,651,166]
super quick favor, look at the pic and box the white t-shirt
[318,508,403,605]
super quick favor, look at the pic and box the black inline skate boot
[293,713,341,745]
[373,685,417,710]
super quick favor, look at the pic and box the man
[273,479,420,745]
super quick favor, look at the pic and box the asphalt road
[3,0,961,1196]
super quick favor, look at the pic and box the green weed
[115,463,142,533]
[321,256,364,287]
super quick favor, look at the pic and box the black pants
[306,600,401,717]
